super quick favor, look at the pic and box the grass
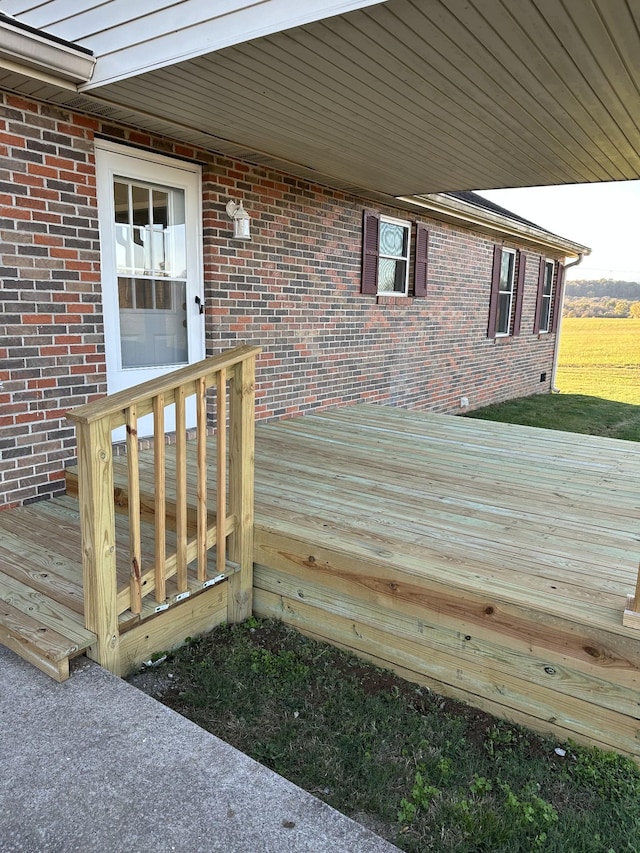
[131,619,640,853]
[464,393,640,442]
[555,317,640,405]
[465,317,640,442]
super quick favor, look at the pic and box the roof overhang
[2,0,640,206]
[398,194,591,259]
[0,16,94,88]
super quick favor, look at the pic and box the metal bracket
[194,295,204,314]
[202,574,226,589]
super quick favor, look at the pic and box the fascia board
[0,20,95,83]
[397,194,591,259]
[81,0,385,90]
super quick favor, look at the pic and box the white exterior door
[96,141,204,439]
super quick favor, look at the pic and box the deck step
[0,571,95,682]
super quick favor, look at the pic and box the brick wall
[0,91,563,507]
[202,165,561,420]
[0,94,103,508]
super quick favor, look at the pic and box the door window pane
[112,179,186,277]
[118,277,187,368]
[113,177,190,369]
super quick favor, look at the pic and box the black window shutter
[551,263,565,333]
[361,209,380,294]
[533,257,545,334]
[414,223,429,297]
[487,244,502,338]
[512,252,526,336]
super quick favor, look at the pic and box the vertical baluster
[216,368,227,577]
[175,384,188,592]
[127,404,142,614]
[153,393,166,603]
[196,377,207,582]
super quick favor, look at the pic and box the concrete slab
[0,646,401,853]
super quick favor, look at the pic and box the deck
[1,404,639,756]
[249,405,640,757]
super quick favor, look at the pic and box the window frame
[377,214,411,296]
[496,247,517,337]
[539,259,555,333]
[488,245,526,339]
[361,209,428,298]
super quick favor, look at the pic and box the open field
[555,318,640,405]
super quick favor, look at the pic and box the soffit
[4,0,640,198]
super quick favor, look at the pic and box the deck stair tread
[0,576,95,682]
[0,497,95,681]
[0,488,237,678]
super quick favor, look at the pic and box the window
[361,209,428,297]
[496,248,516,335]
[537,260,554,333]
[378,216,410,294]
[112,176,188,369]
[535,258,565,335]
[487,245,525,339]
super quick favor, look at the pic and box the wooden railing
[67,345,260,673]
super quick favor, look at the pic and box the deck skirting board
[253,529,640,759]
[116,583,228,676]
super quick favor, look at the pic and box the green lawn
[555,317,640,405]
[466,318,640,442]
[464,393,640,442]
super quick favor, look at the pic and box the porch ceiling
[5,0,640,197]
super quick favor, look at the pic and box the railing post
[75,418,120,674]
[227,354,256,623]
[623,563,640,629]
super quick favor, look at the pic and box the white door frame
[95,140,205,438]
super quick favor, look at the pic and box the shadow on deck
[1,403,640,758]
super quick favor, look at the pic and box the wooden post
[227,355,256,623]
[153,394,166,603]
[75,418,120,675]
[623,563,640,629]
[196,377,208,582]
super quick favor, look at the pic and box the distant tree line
[563,280,640,318]
[565,279,640,299]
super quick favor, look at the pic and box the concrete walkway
[0,647,401,853]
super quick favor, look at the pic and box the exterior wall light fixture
[226,199,251,240]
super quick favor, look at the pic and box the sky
[476,181,640,282]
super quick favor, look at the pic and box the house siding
[0,92,562,508]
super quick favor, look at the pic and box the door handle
[194,295,204,315]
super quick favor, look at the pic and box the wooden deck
[249,405,640,758]
[1,403,639,756]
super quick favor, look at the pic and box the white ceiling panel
[4,0,640,196]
